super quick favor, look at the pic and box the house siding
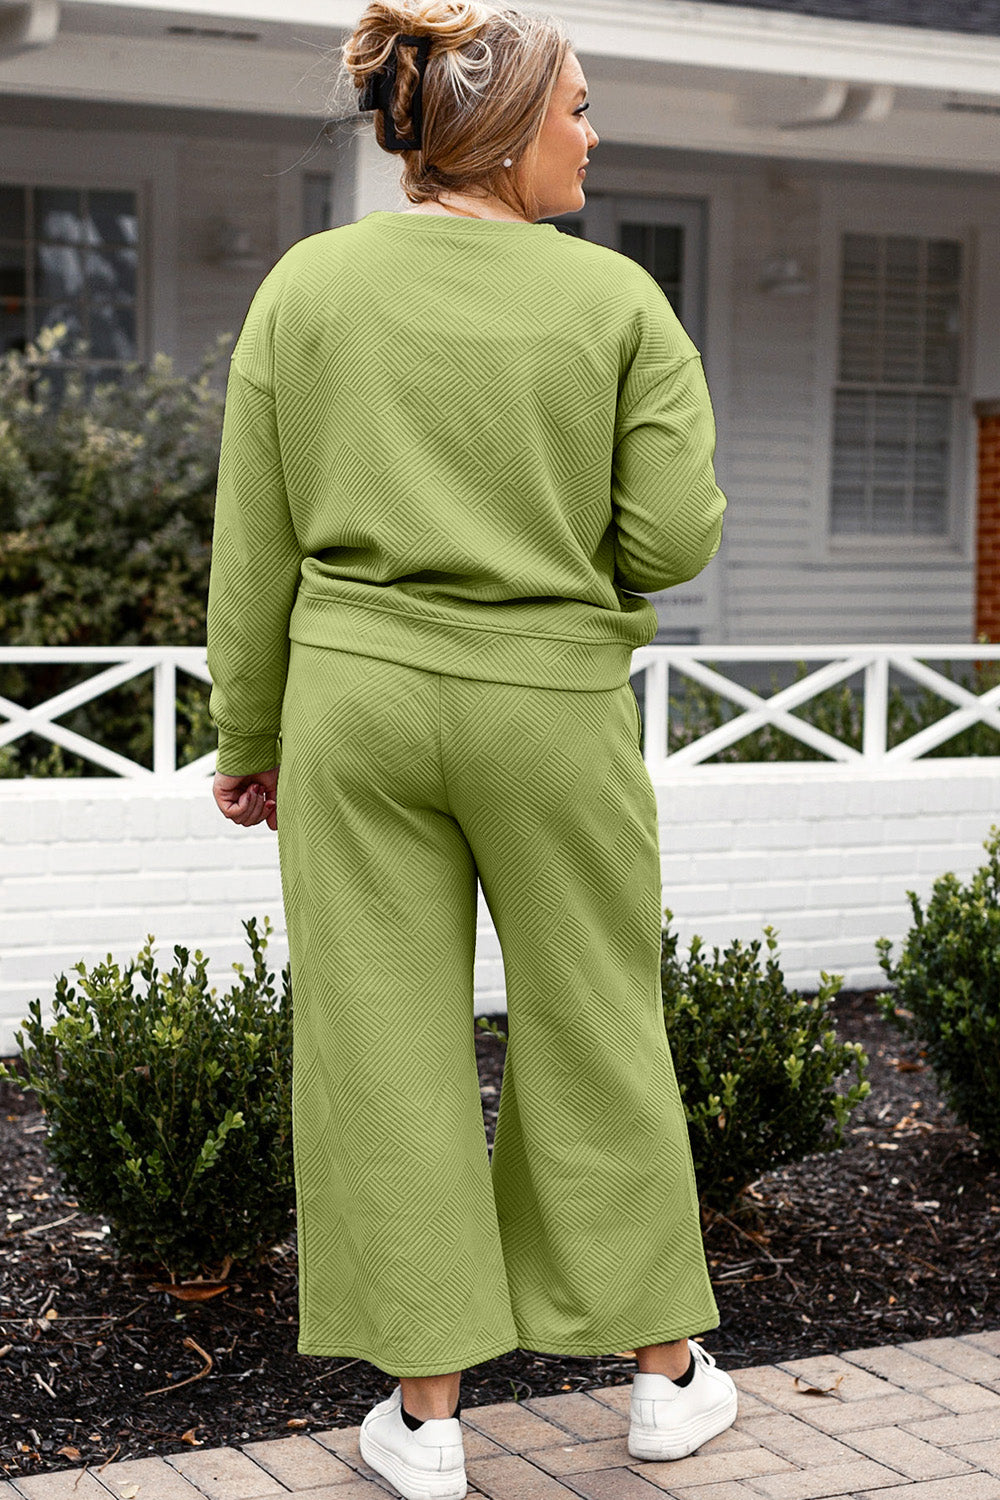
[2,100,996,645]
[160,142,1000,645]
[174,136,287,373]
[718,160,991,643]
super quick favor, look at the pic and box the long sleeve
[206,357,303,775]
[612,331,727,595]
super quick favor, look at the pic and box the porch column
[975,399,1000,643]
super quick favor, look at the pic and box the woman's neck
[405,194,530,223]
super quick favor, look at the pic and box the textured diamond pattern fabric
[207,211,726,776]
[277,643,719,1374]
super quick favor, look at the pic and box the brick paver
[465,1453,579,1497]
[842,1425,976,1480]
[523,1393,629,1440]
[239,1434,357,1489]
[631,1445,794,1487]
[966,1333,1000,1358]
[462,1402,575,1451]
[730,1365,826,1413]
[165,1446,287,1499]
[281,1483,396,1499]
[902,1337,1000,1386]
[903,1408,1000,1446]
[557,1469,672,1498]
[735,1412,859,1465]
[5,1474,125,1499]
[854,1476,1000,1500]
[586,1385,631,1417]
[777,1354,905,1402]
[725,1391,777,1420]
[663,1487,769,1500]
[531,1437,642,1476]
[788,1391,950,1435]
[7,1335,1000,1499]
[81,1455,209,1497]
[746,1456,905,1497]
[925,1382,1000,1414]
[841,1345,963,1392]
[953,1442,1000,1477]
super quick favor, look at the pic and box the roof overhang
[0,0,997,172]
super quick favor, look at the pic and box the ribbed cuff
[215,730,280,777]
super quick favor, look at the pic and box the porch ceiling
[0,0,997,171]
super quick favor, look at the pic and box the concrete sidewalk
[4,1333,1000,1500]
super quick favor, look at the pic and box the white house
[2,0,1000,648]
[6,0,1000,1040]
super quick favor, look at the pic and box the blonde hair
[341,0,571,222]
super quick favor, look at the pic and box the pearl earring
[503,157,512,167]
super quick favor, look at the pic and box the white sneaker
[359,1384,467,1500]
[628,1340,739,1461]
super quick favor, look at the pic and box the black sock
[401,1396,462,1430]
[671,1351,696,1388]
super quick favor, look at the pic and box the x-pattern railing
[2,644,1000,778]
[630,643,1000,772]
[0,647,215,779]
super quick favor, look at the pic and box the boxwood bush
[0,325,227,775]
[659,915,870,1211]
[877,826,1000,1156]
[0,918,293,1279]
[479,915,870,1214]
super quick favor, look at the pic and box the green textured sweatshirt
[206,209,727,775]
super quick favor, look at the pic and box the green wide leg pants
[276,642,719,1376]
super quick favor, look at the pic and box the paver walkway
[5,1333,1000,1500]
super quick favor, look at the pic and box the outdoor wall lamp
[758,253,813,296]
[205,220,266,272]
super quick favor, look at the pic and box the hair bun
[340,0,569,220]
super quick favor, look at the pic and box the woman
[207,3,736,1497]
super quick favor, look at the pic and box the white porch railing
[631,643,1000,774]
[3,644,1000,778]
[0,647,215,779]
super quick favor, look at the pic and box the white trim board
[60,0,1000,94]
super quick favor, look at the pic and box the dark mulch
[1,990,997,1482]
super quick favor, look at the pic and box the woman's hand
[213,766,279,831]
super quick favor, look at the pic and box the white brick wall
[2,761,998,1054]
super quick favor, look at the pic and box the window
[830,233,963,537]
[619,222,684,317]
[0,185,140,370]
[302,173,334,238]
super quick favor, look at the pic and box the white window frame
[0,125,178,366]
[809,179,976,565]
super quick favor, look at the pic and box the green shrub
[0,918,293,1279]
[478,915,870,1213]
[660,914,869,1212]
[877,826,1000,1155]
[0,325,228,775]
